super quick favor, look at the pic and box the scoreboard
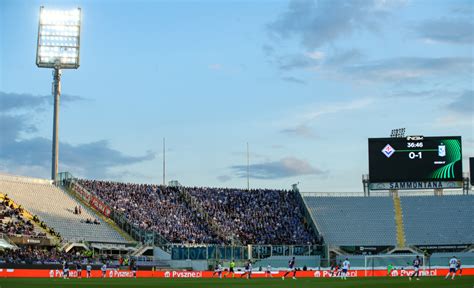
[369,136,462,183]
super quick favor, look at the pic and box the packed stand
[78,180,220,244]
[0,246,69,264]
[0,196,46,238]
[78,180,316,245]
[0,246,109,265]
[187,187,315,245]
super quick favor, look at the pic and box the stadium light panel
[36,6,82,182]
[36,6,81,69]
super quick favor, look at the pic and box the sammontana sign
[370,181,462,190]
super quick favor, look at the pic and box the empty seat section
[0,174,128,243]
[400,195,474,245]
[304,197,397,246]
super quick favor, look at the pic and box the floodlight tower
[36,7,81,182]
[390,128,406,138]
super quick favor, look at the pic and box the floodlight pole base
[51,67,61,183]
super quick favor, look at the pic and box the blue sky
[0,0,473,192]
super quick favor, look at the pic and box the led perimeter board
[368,136,462,183]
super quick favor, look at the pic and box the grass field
[0,277,473,288]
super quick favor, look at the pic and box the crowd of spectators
[78,180,316,245]
[0,196,46,238]
[188,187,315,245]
[0,246,138,269]
[0,246,70,264]
[0,246,109,265]
[79,180,219,244]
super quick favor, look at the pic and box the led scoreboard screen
[369,136,462,183]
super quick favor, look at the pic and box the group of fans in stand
[78,180,317,245]
[0,196,46,238]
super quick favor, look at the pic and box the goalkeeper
[387,264,394,276]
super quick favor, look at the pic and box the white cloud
[281,124,317,139]
[209,64,222,70]
[231,156,327,179]
[304,98,374,121]
[306,51,325,60]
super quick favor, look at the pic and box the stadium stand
[186,187,315,245]
[303,196,397,246]
[0,246,69,264]
[1,196,46,238]
[400,195,474,245]
[78,180,220,244]
[78,180,315,245]
[0,174,128,243]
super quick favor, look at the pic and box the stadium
[1,1,473,288]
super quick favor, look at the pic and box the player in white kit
[341,258,350,280]
[101,263,107,278]
[212,263,223,278]
[86,263,92,278]
[445,256,458,280]
[265,264,273,278]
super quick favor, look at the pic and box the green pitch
[0,277,472,288]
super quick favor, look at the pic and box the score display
[369,136,462,183]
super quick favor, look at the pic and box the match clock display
[368,136,462,182]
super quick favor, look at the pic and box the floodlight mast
[36,6,81,182]
[52,67,61,183]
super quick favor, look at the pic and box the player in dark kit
[456,259,462,276]
[409,256,421,281]
[240,260,252,279]
[130,259,137,278]
[76,260,82,278]
[330,263,340,277]
[62,260,69,279]
[212,263,223,279]
[282,257,296,280]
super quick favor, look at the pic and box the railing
[0,233,18,249]
[300,191,469,197]
[302,192,374,197]
[110,211,168,246]
[294,190,324,246]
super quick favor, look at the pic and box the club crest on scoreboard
[381,144,395,158]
